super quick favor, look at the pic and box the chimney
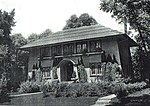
[124,17,127,34]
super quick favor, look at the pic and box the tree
[63,13,98,30]
[27,29,52,43]
[11,34,29,89]
[39,29,52,39]
[0,9,15,98]
[11,33,27,48]
[100,0,150,80]
[0,9,15,45]
[0,9,15,76]
[27,33,38,43]
[78,13,98,26]
[100,0,150,55]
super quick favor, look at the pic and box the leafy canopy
[63,13,98,30]
[0,9,15,36]
[27,29,52,43]
[100,0,150,53]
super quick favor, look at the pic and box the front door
[60,61,73,81]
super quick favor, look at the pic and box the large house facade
[21,24,137,82]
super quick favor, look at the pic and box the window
[77,43,82,53]
[82,43,88,52]
[90,41,96,52]
[91,63,96,74]
[41,47,50,57]
[51,45,62,56]
[42,67,51,79]
[90,40,102,52]
[63,43,74,55]
[90,62,101,76]
[96,41,101,49]
[76,42,88,53]
[97,64,101,74]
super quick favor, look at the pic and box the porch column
[73,65,79,81]
[57,67,61,81]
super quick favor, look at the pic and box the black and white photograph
[0,0,150,105]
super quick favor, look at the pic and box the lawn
[4,93,98,106]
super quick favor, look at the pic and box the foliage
[27,29,52,43]
[52,67,58,79]
[100,62,148,97]
[0,73,10,103]
[63,13,98,30]
[100,0,150,62]
[100,0,150,80]
[27,33,38,43]
[0,9,15,42]
[10,34,29,90]
[52,82,108,97]
[0,9,16,93]
[40,79,59,93]
[132,43,150,80]
[77,65,87,83]
[109,80,147,98]
[101,52,118,63]
[18,81,40,93]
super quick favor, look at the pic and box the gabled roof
[20,24,135,49]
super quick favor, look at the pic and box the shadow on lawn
[109,94,150,106]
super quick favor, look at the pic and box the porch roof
[20,24,137,49]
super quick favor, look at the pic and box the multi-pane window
[90,40,102,52]
[42,67,51,79]
[82,43,88,52]
[41,47,50,57]
[76,42,88,53]
[77,43,82,53]
[63,43,74,55]
[90,62,102,75]
[96,41,101,49]
[51,45,61,56]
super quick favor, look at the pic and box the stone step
[91,94,116,106]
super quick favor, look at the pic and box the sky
[0,0,124,38]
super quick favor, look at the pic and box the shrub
[51,82,109,97]
[40,79,59,93]
[77,65,87,83]
[100,62,148,98]
[0,73,10,103]
[52,67,58,79]
[18,81,40,93]
[109,80,147,97]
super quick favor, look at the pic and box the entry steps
[92,94,116,106]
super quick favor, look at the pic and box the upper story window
[76,42,88,53]
[51,45,61,56]
[77,43,82,53]
[82,43,88,52]
[90,62,102,76]
[90,40,102,52]
[41,47,50,57]
[63,43,74,55]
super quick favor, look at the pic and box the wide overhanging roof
[20,24,136,49]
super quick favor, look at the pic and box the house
[21,24,137,82]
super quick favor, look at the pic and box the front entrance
[60,60,73,81]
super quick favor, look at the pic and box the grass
[110,88,150,106]
[4,93,98,106]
